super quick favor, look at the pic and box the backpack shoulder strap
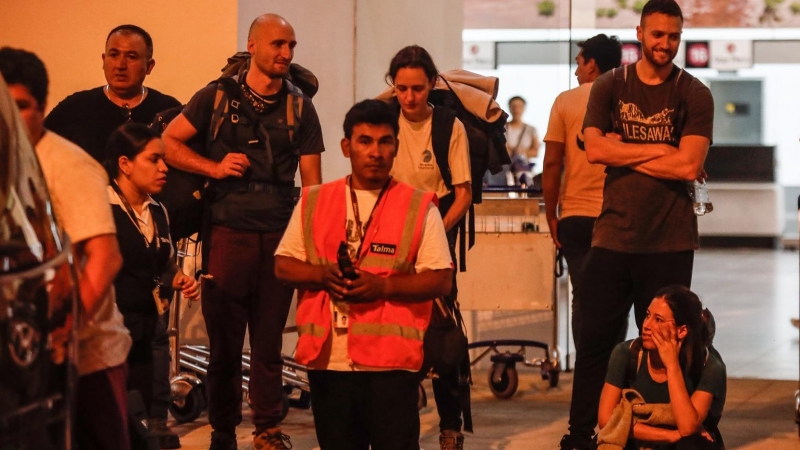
[611,66,627,134]
[284,78,304,146]
[208,77,240,143]
[627,337,644,387]
[431,105,456,190]
[670,68,693,140]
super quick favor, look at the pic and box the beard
[643,46,676,68]
[253,58,290,80]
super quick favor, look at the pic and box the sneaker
[253,426,292,450]
[149,419,181,449]
[209,430,237,450]
[439,430,464,450]
[558,434,593,450]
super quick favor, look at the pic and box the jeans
[557,216,595,347]
[201,226,295,434]
[308,370,421,450]
[76,364,131,450]
[432,225,464,432]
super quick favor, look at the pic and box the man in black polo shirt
[44,24,183,449]
[162,13,323,450]
[45,24,180,163]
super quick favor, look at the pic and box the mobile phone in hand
[337,242,358,280]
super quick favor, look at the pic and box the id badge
[153,286,165,315]
[333,304,349,330]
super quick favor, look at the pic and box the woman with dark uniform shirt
[103,123,199,416]
[597,286,726,449]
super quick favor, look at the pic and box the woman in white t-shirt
[506,96,540,183]
[385,44,471,449]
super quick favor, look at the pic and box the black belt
[216,182,298,196]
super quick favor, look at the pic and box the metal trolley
[166,238,311,424]
[458,191,563,399]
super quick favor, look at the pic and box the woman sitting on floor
[597,285,727,450]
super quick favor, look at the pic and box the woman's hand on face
[174,273,200,300]
[651,321,682,370]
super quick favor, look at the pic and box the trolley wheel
[417,383,428,410]
[169,379,206,423]
[488,362,518,399]
[548,368,560,388]
[289,390,312,410]
[541,359,561,388]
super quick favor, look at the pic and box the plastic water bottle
[692,180,713,216]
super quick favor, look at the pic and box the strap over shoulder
[431,105,457,190]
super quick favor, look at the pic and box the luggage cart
[167,238,311,424]
[458,190,562,399]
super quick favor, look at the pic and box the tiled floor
[692,248,799,380]
[171,248,800,449]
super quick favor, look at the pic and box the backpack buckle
[231,100,240,109]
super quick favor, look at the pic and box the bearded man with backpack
[162,13,324,450]
[560,1,714,448]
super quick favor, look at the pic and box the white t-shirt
[506,122,538,160]
[275,182,452,371]
[36,130,132,375]
[543,82,606,218]
[390,107,471,199]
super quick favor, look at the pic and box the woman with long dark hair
[103,123,199,422]
[597,286,726,449]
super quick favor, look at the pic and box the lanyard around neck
[111,181,160,251]
[348,176,391,262]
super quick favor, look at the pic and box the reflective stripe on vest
[297,322,326,339]
[351,322,425,341]
[302,185,322,265]
[294,178,435,369]
[359,189,425,274]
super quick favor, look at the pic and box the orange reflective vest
[295,177,437,370]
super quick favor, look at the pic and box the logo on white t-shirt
[419,149,435,170]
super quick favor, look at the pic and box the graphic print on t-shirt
[618,100,676,143]
[419,148,435,170]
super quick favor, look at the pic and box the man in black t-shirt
[162,13,324,450]
[560,1,714,449]
[43,24,183,449]
[44,25,181,164]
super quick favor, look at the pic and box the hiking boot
[439,430,464,450]
[558,434,593,450]
[253,426,293,450]
[149,418,181,449]
[209,430,237,450]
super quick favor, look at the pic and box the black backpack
[428,78,510,205]
[150,106,207,241]
[389,73,510,271]
[150,53,319,240]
